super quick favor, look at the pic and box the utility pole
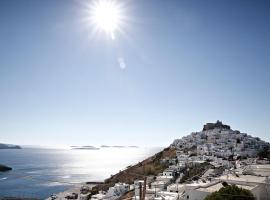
[177,183,179,200]
[142,176,147,200]
[139,182,142,200]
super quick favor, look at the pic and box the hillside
[171,120,270,158]
[90,121,270,196]
[91,147,176,192]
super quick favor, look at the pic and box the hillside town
[172,120,270,158]
[48,121,270,200]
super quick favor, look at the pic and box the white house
[163,168,176,177]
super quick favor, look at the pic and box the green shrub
[204,184,255,200]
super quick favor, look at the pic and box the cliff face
[0,143,21,149]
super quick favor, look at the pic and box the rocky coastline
[0,164,12,172]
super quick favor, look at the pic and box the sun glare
[90,0,123,39]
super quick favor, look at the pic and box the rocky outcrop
[0,164,12,172]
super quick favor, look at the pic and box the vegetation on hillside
[90,147,176,193]
[257,146,270,160]
[204,184,255,200]
[117,190,134,200]
[180,162,212,183]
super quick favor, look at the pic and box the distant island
[100,145,111,148]
[71,145,139,149]
[100,145,139,148]
[0,143,21,149]
[71,146,100,150]
[112,145,126,148]
[127,145,139,148]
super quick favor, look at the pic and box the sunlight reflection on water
[0,147,162,198]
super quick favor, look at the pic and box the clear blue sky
[1,0,270,147]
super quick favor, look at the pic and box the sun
[89,0,123,39]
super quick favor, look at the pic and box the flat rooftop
[249,164,270,176]
[156,175,173,180]
[251,164,270,169]
[215,174,266,183]
[185,181,212,187]
[196,182,256,193]
[151,181,168,185]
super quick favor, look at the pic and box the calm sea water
[0,147,162,199]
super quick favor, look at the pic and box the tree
[257,146,270,160]
[204,184,255,200]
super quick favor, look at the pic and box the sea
[0,147,162,199]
